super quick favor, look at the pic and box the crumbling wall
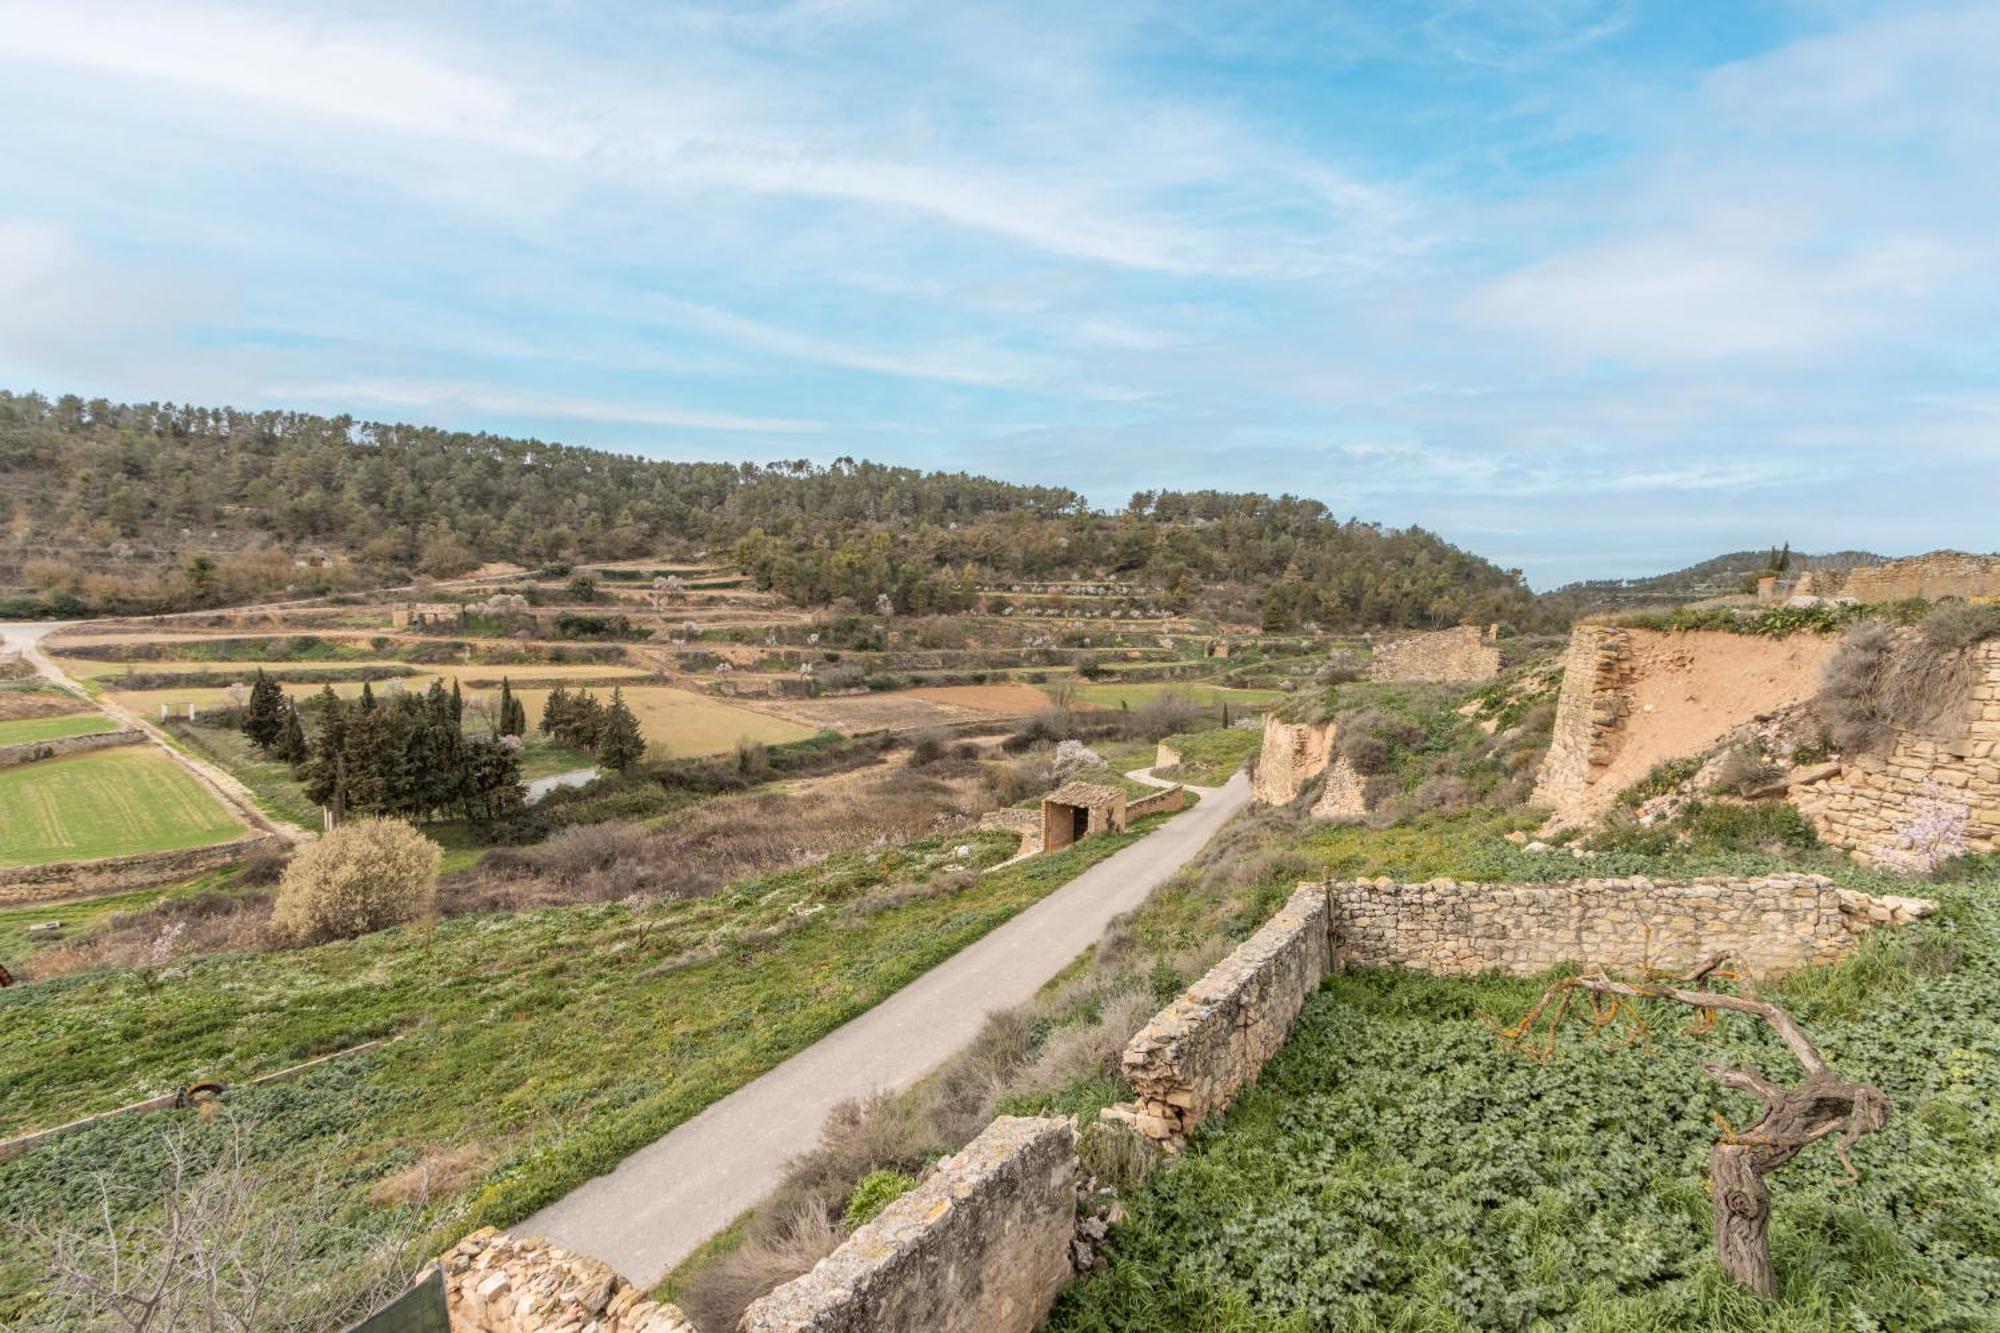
[1369,625,1501,683]
[1155,740,1182,771]
[1328,874,1931,978]
[739,1116,1077,1333]
[1837,551,2000,603]
[1127,785,1187,819]
[1794,639,2000,862]
[1311,756,1368,820]
[435,1228,695,1332]
[1252,712,1336,805]
[977,807,1043,857]
[0,727,141,770]
[1531,625,1837,827]
[1110,884,1334,1150]
[0,833,281,907]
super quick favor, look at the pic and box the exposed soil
[0,690,87,722]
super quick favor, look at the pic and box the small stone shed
[1041,781,1126,852]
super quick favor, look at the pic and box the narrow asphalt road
[523,768,1253,1287]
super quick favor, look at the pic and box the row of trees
[240,676,526,824]
[539,685,645,771]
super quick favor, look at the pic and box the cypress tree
[540,684,569,737]
[358,680,377,712]
[596,687,645,772]
[301,688,349,823]
[450,678,464,726]
[276,701,309,766]
[243,669,287,750]
[498,677,521,737]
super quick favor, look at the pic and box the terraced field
[0,747,245,865]
[1062,680,1286,711]
[0,712,118,746]
[510,684,817,757]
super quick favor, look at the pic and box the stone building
[391,601,463,630]
[1041,781,1126,851]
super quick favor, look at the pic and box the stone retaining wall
[1155,740,1182,771]
[1530,625,1631,819]
[435,1229,695,1333]
[1837,551,2000,603]
[739,1115,1078,1333]
[1794,639,2000,863]
[1109,884,1334,1150]
[1312,756,1368,819]
[1327,874,1931,978]
[0,833,281,907]
[1369,625,1501,683]
[1252,712,1336,805]
[0,726,142,770]
[1127,784,1187,819]
[977,807,1043,858]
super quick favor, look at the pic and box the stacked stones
[1109,885,1334,1150]
[1311,757,1368,819]
[434,1229,695,1333]
[1367,625,1502,684]
[1326,874,1933,979]
[1839,551,2000,603]
[1251,713,1336,805]
[1530,625,1632,817]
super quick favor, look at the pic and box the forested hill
[0,390,1544,630]
[1543,546,1885,614]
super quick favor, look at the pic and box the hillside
[1543,546,1884,613]
[0,391,1547,631]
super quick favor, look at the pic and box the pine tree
[243,669,287,750]
[540,684,570,737]
[358,680,377,712]
[596,687,645,772]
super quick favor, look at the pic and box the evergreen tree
[450,678,464,726]
[358,680,377,712]
[275,702,309,766]
[498,677,524,737]
[301,688,349,823]
[596,687,645,772]
[242,669,287,750]
[540,684,570,737]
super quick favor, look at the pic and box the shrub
[1920,601,2000,652]
[1707,744,1782,796]
[841,1170,920,1230]
[270,818,441,945]
[1820,621,1899,753]
[907,730,948,767]
[1077,1119,1156,1195]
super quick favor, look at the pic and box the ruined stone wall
[1328,874,1930,978]
[1368,625,1502,683]
[1794,639,2000,863]
[739,1116,1077,1333]
[435,1228,695,1332]
[1529,625,1630,818]
[1155,740,1183,771]
[0,727,142,770]
[0,834,280,907]
[1111,884,1334,1150]
[1127,785,1187,819]
[1311,756,1368,820]
[1837,551,2000,604]
[1252,712,1336,805]
[977,807,1043,858]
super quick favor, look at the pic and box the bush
[270,818,441,945]
[907,730,948,767]
[841,1170,920,1230]
[1921,601,2000,651]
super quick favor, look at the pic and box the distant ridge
[1544,548,1885,611]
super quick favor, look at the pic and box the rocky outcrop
[1108,884,1334,1151]
[1252,712,1336,806]
[434,1229,695,1333]
[1369,625,1501,683]
[739,1116,1078,1333]
[1327,874,1932,979]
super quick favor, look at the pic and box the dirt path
[1,621,310,844]
[520,768,1253,1287]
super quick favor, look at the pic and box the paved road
[523,768,1254,1287]
[0,620,309,843]
[525,766,601,803]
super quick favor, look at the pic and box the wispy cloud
[268,380,823,435]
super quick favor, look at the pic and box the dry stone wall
[1328,874,1931,978]
[1794,639,2000,862]
[0,833,281,907]
[435,1229,695,1333]
[1531,625,1631,820]
[1311,756,1368,820]
[739,1115,1077,1333]
[0,727,142,770]
[1127,785,1187,819]
[1252,712,1336,805]
[1369,625,1502,683]
[1110,884,1334,1150]
[1837,551,2000,603]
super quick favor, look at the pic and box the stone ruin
[433,1228,695,1332]
[1368,624,1502,684]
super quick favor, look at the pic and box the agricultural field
[0,822,1160,1327]
[513,684,817,757]
[756,682,1054,734]
[104,673,448,716]
[1062,680,1286,713]
[0,871,236,960]
[1047,813,2000,1332]
[0,747,245,865]
[0,711,117,746]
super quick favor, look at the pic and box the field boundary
[0,832,283,907]
[0,727,142,770]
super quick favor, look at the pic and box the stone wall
[0,833,281,907]
[1155,740,1183,771]
[1311,756,1368,819]
[435,1228,695,1332]
[1837,551,2000,603]
[1369,625,1502,684]
[1127,785,1187,819]
[0,727,142,770]
[977,807,1043,858]
[1794,639,2000,863]
[1530,625,1632,819]
[739,1115,1078,1333]
[1110,884,1334,1150]
[1252,712,1336,805]
[1328,874,1931,978]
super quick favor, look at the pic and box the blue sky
[1,1,1995,587]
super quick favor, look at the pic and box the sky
[1,1,1996,588]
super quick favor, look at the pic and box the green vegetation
[0,821,1162,1325]
[0,871,235,960]
[1614,599,1930,639]
[1155,728,1260,785]
[1051,868,2000,1331]
[841,1170,919,1230]
[1064,681,1285,712]
[0,712,117,746]
[0,747,243,865]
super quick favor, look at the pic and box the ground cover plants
[1155,726,1260,785]
[0,711,117,746]
[0,747,244,864]
[0,818,1168,1327]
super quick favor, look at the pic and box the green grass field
[1155,726,1262,784]
[0,747,245,865]
[1060,680,1286,712]
[0,712,118,746]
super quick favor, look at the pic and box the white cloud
[658,300,1060,387]
[268,380,823,434]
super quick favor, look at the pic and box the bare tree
[1497,957,1892,1297]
